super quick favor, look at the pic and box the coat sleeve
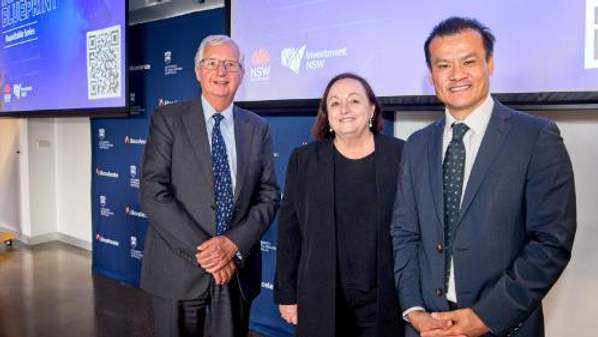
[390,139,426,312]
[140,108,211,265]
[224,123,281,259]
[273,148,302,304]
[471,121,577,336]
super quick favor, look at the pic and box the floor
[0,241,265,337]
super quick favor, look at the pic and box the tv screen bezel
[225,0,598,113]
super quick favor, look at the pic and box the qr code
[87,25,121,99]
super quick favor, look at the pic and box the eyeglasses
[199,58,243,72]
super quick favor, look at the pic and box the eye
[436,63,449,70]
[225,61,239,71]
[464,59,476,66]
[328,101,339,108]
[350,98,361,104]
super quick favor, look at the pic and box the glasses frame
[199,58,243,72]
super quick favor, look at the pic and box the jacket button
[436,243,443,253]
[436,288,444,296]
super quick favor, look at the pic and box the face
[195,42,244,108]
[428,29,494,119]
[326,78,375,139]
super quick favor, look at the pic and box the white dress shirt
[402,95,494,320]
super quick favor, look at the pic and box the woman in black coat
[274,73,405,337]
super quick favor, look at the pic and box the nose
[216,62,228,76]
[340,101,350,114]
[449,64,466,81]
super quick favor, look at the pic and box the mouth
[449,84,471,92]
[338,117,356,122]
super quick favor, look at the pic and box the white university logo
[281,45,306,74]
[130,165,137,178]
[99,195,106,207]
[164,51,172,65]
[98,128,105,140]
[130,236,137,249]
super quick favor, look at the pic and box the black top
[333,146,377,291]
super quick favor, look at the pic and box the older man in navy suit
[391,17,576,337]
[140,35,280,337]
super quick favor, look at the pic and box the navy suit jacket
[391,100,576,337]
[140,97,280,301]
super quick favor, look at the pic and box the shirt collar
[201,95,234,124]
[444,95,494,137]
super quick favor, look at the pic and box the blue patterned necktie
[442,122,469,285]
[211,113,234,235]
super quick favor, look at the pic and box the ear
[487,55,495,75]
[195,66,202,84]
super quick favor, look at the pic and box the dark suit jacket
[391,100,576,337]
[140,96,280,302]
[274,134,405,337]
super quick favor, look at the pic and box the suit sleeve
[472,121,577,335]
[273,148,301,304]
[140,108,211,265]
[224,123,281,259]
[390,139,426,311]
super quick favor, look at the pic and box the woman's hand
[279,304,298,325]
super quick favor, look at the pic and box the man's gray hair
[194,35,244,68]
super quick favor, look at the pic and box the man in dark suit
[391,17,576,337]
[140,35,280,337]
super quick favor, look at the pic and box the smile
[449,84,471,92]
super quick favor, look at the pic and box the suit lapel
[428,119,446,229]
[182,97,214,192]
[233,106,254,202]
[457,102,512,224]
[318,140,335,236]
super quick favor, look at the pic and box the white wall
[0,117,91,249]
[54,118,92,246]
[0,118,21,233]
[395,109,598,337]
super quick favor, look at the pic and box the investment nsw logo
[281,45,306,74]
[249,48,271,82]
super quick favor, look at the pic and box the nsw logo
[281,45,306,74]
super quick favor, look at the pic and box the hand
[279,304,298,325]
[211,260,237,285]
[196,236,238,273]
[420,308,489,337]
[407,310,452,334]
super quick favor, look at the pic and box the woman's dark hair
[311,72,383,140]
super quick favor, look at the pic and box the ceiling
[128,0,224,25]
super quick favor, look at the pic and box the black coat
[274,134,405,337]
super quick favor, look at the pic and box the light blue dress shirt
[201,96,237,191]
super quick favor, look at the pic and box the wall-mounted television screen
[1,0,128,117]
[229,0,598,111]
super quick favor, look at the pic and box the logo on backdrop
[3,83,11,104]
[130,236,143,260]
[158,98,177,107]
[281,45,306,74]
[261,281,274,290]
[164,50,183,76]
[281,45,349,73]
[129,165,140,188]
[99,195,114,217]
[260,240,277,253]
[125,206,147,219]
[12,83,32,99]
[249,48,271,82]
[96,233,119,247]
[97,128,114,150]
[124,136,146,145]
[129,64,151,71]
[96,168,119,179]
